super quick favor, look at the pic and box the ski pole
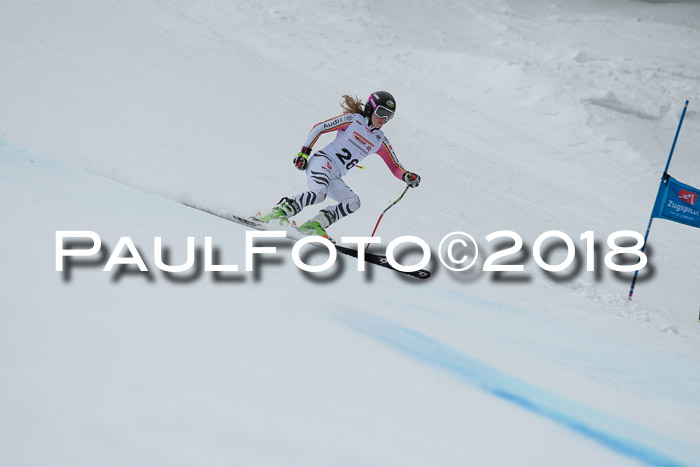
[628,100,689,301]
[366,185,410,251]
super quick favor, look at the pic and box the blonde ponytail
[340,94,365,115]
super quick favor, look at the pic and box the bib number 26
[336,149,359,170]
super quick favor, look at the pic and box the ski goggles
[373,105,394,121]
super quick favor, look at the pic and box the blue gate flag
[652,174,700,228]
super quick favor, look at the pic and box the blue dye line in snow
[332,310,698,467]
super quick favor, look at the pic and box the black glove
[293,152,308,170]
[294,146,312,171]
[402,172,421,188]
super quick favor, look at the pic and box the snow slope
[2,0,700,465]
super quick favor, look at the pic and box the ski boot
[259,197,301,226]
[298,210,335,239]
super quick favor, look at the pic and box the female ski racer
[260,91,421,237]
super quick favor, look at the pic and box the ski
[182,202,431,279]
[332,244,431,279]
[183,202,270,230]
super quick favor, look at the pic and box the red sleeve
[376,141,406,180]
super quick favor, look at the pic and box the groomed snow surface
[2,1,700,466]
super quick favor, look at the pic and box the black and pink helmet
[364,91,396,121]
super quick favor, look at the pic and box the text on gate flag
[652,174,700,228]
